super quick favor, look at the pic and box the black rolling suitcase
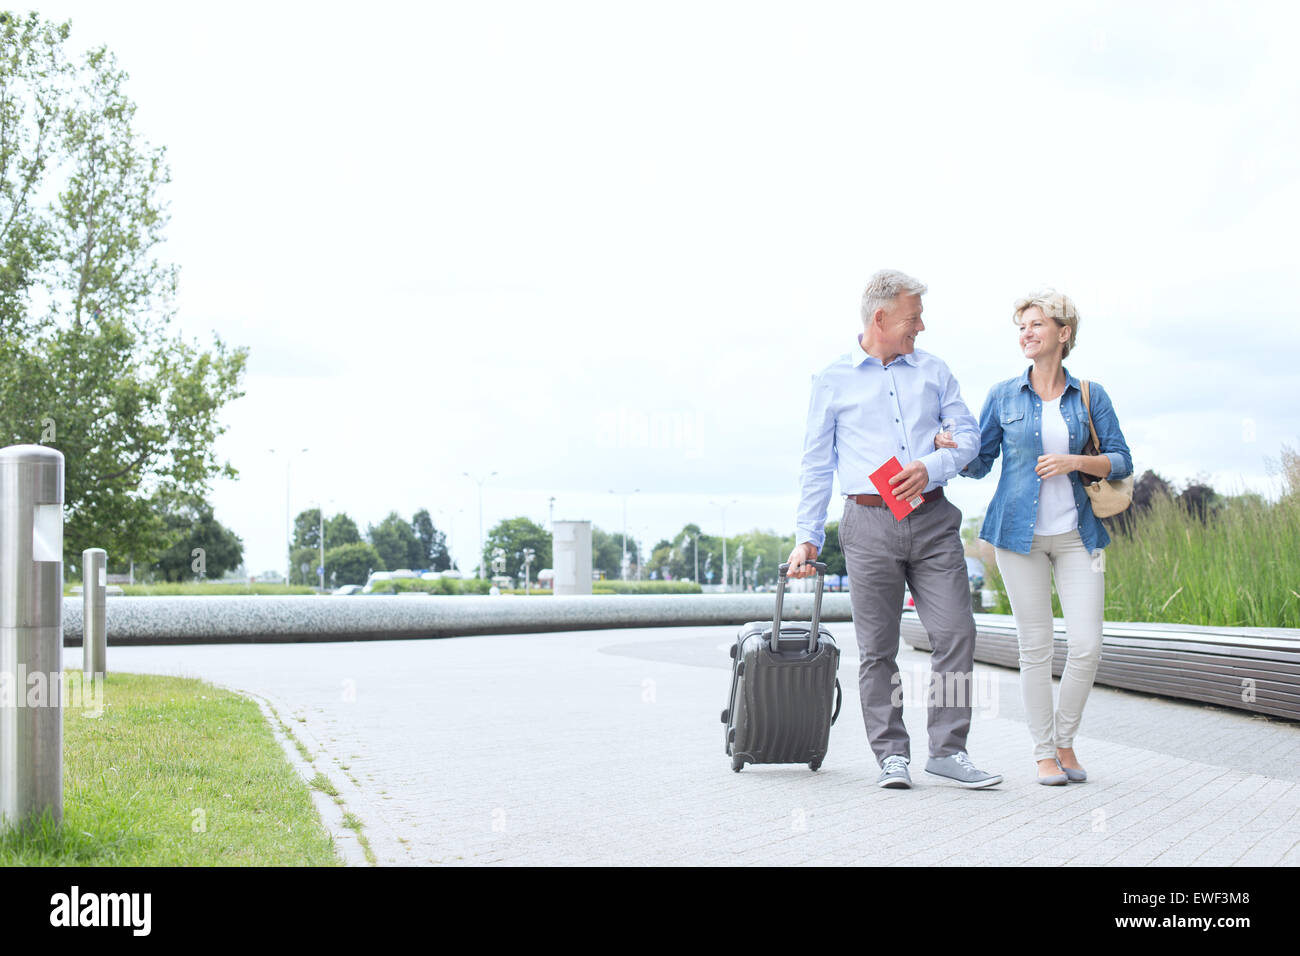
[721,561,842,772]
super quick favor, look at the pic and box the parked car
[361,571,391,593]
[332,585,362,596]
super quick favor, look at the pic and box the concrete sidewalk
[69,625,1300,866]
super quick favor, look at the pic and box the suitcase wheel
[728,643,738,659]
[720,708,730,724]
[736,661,744,676]
[809,759,822,772]
[731,755,745,773]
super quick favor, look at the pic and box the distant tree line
[1107,469,1243,532]
[142,465,1263,589]
[287,508,451,587]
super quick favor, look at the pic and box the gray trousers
[840,496,977,765]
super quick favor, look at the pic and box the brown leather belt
[847,488,944,507]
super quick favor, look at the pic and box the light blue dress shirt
[795,339,980,551]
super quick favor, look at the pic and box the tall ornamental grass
[1104,488,1300,628]
[979,448,1300,628]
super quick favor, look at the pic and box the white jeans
[995,530,1105,762]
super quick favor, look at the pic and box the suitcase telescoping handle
[773,561,827,653]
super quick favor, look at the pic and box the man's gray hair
[861,269,928,324]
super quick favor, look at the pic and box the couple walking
[786,269,1132,789]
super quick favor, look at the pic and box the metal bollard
[0,444,65,830]
[83,548,107,678]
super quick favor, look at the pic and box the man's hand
[786,542,819,579]
[888,459,930,502]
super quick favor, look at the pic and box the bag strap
[1081,379,1102,457]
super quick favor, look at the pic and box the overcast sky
[27,0,1300,575]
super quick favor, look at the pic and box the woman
[939,289,1132,784]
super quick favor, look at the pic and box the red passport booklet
[869,457,925,521]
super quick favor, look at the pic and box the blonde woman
[940,290,1132,784]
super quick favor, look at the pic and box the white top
[1035,396,1079,536]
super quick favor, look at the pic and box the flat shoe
[1038,762,1067,786]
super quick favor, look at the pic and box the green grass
[1103,490,1300,628]
[371,578,701,595]
[589,580,703,594]
[0,673,341,866]
[980,479,1300,628]
[309,772,339,797]
[342,812,376,864]
[366,577,492,595]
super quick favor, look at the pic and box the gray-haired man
[786,269,1001,789]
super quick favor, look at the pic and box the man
[786,269,1001,790]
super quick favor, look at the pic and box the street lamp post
[270,447,309,585]
[315,498,336,593]
[522,548,535,595]
[464,471,497,579]
[709,498,737,592]
[438,507,464,571]
[609,488,639,580]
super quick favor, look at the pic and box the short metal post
[83,548,107,678]
[0,444,65,829]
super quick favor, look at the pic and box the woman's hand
[1035,454,1078,478]
[934,430,958,450]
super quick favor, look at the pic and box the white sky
[27,0,1300,574]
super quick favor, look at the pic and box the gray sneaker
[925,751,1002,789]
[877,755,912,789]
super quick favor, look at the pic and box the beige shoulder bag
[1080,379,1133,518]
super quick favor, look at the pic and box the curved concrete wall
[60,593,856,645]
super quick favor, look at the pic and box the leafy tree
[1109,469,1174,533]
[646,539,674,579]
[728,529,790,587]
[1133,470,1174,510]
[368,511,421,571]
[1179,482,1220,523]
[591,523,639,579]
[289,546,318,586]
[325,513,361,550]
[657,523,703,582]
[591,525,620,579]
[483,516,551,582]
[0,15,246,564]
[293,508,323,550]
[412,508,451,571]
[152,497,243,582]
[325,542,382,588]
[294,508,364,557]
[820,522,846,578]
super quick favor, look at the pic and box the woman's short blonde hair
[1013,288,1080,358]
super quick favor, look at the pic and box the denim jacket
[961,366,1133,554]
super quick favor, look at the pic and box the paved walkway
[68,626,1300,866]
